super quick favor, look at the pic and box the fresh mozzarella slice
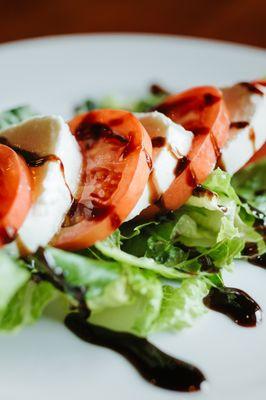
[0,116,82,252]
[126,111,193,221]
[220,82,266,174]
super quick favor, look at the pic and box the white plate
[0,34,265,400]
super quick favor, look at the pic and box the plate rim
[0,32,265,57]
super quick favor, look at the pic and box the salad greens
[74,91,167,114]
[0,106,36,130]
[232,158,266,214]
[0,99,264,337]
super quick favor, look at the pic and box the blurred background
[0,0,265,48]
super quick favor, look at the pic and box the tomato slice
[143,86,230,216]
[0,144,32,247]
[54,109,152,250]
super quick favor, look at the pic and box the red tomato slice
[54,109,152,250]
[0,144,32,247]
[142,86,230,216]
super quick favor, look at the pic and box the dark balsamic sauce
[243,240,266,269]
[216,155,226,170]
[148,171,160,204]
[203,93,221,106]
[192,185,215,200]
[34,248,89,314]
[248,253,266,269]
[65,312,205,392]
[63,200,121,229]
[0,136,73,201]
[76,121,129,146]
[187,167,198,187]
[0,226,17,245]
[0,136,60,167]
[33,249,206,393]
[242,242,259,257]
[230,121,249,129]
[154,95,197,116]
[151,136,166,148]
[150,84,170,96]
[204,287,262,327]
[174,156,189,177]
[240,82,264,96]
[190,126,209,136]
[121,136,136,159]
[239,198,266,269]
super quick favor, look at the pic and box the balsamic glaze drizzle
[65,312,206,392]
[248,253,266,269]
[0,225,17,245]
[0,136,74,236]
[151,136,166,148]
[192,185,215,200]
[240,82,264,96]
[230,121,249,129]
[150,84,170,96]
[0,137,61,168]
[32,248,206,393]
[204,287,262,327]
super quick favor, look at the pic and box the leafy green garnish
[232,158,266,214]
[0,106,36,130]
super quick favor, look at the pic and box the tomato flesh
[0,144,32,247]
[54,109,152,250]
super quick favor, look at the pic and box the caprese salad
[0,80,265,392]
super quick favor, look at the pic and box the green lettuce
[35,248,208,336]
[0,281,57,332]
[74,91,166,115]
[0,251,57,332]
[232,158,266,214]
[0,106,36,130]
[120,169,264,273]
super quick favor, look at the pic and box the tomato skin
[142,86,230,217]
[245,142,266,167]
[0,144,32,247]
[54,109,152,250]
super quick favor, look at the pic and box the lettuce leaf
[120,169,264,273]
[0,251,29,313]
[232,158,266,214]
[95,231,190,279]
[0,251,57,332]
[0,281,57,332]
[30,248,207,336]
[0,106,36,130]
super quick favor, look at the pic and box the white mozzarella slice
[0,116,82,252]
[221,83,266,174]
[126,111,193,221]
